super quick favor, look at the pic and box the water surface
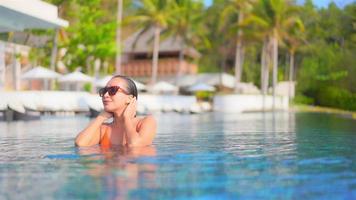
[0,112,355,199]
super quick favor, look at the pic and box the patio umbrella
[133,80,146,91]
[21,66,61,80]
[58,71,93,91]
[150,81,178,94]
[188,83,216,92]
[21,66,61,90]
[94,76,112,87]
[58,71,93,83]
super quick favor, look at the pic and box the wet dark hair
[112,75,138,99]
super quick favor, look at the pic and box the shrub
[317,87,356,111]
[294,95,315,105]
[195,91,214,102]
[83,83,92,92]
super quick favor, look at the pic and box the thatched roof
[123,28,201,59]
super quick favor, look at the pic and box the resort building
[121,28,200,82]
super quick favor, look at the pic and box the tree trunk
[272,31,278,110]
[93,58,101,93]
[0,42,5,89]
[219,47,227,87]
[234,12,244,92]
[94,58,101,79]
[115,0,123,75]
[103,61,109,74]
[261,37,269,95]
[261,40,265,94]
[151,26,161,84]
[86,56,93,75]
[175,43,185,84]
[240,44,245,77]
[50,29,59,90]
[12,46,20,91]
[288,50,295,99]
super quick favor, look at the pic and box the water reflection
[76,145,157,200]
[219,112,297,159]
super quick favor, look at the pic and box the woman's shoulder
[138,115,156,123]
[137,115,156,129]
[100,122,112,132]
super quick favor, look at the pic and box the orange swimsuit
[99,128,113,148]
[99,120,143,148]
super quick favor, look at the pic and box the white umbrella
[21,66,61,80]
[94,76,112,87]
[150,81,178,93]
[188,83,216,92]
[133,80,146,91]
[59,71,93,83]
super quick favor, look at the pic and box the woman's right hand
[99,111,113,119]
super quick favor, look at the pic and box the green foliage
[242,45,260,86]
[294,94,315,105]
[195,91,214,102]
[317,87,356,111]
[83,83,92,92]
[297,37,354,94]
[63,0,116,73]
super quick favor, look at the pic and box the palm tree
[165,0,206,82]
[127,0,174,84]
[284,18,305,99]
[250,0,302,108]
[220,0,256,92]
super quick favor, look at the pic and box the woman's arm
[75,112,111,147]
[123,98,157,147]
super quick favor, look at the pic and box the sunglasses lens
[99,86,125,97]
[99,88,106,97]
[108,87,118,96]
[99,87,120,97]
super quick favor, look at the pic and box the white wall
[213,94,289,113]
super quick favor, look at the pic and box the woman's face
[101,78,131,112]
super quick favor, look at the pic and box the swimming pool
[0,112,355,199]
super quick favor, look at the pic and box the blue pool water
[0,112,355,199]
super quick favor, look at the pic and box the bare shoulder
[141,115,156,124]
[136,115,157,145]
[139,115,157,126]
[137,115,157,130]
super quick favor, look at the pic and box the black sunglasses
[99,86,129,97]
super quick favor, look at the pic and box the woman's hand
[123,97,137,121]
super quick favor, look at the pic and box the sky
[204,0,355,8]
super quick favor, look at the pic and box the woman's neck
[112,110,125,125]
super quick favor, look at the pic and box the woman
[75,75,156,148]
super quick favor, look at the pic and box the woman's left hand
[123,97,137,120]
